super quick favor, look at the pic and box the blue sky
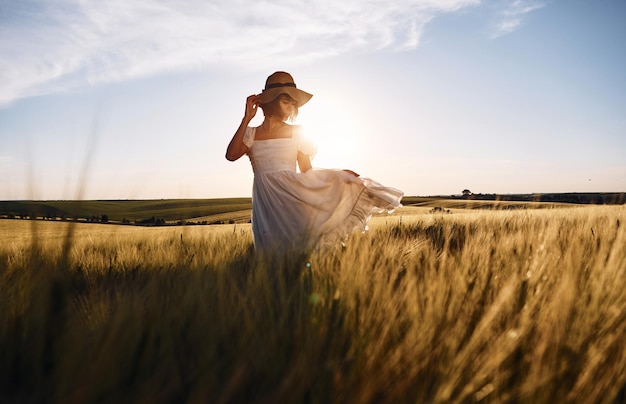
[1,0,624,200]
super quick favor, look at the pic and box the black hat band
[264,82,297,91]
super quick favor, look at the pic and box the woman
[226,71,403,254]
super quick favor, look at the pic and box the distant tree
[141,216,156,225]
[462,189,472,197]
[101,214,109,223]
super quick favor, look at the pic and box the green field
[0,198,253,224]
[1,203,625,402]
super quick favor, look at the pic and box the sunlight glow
[298,95,364,171]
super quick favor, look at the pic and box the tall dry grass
[1,205,625,403]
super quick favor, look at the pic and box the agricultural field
[1,203,625,402]
[2,193,621,225]
[0,198,253,224]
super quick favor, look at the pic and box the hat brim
[259,87,313,107]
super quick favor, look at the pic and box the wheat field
[1,205,625,403]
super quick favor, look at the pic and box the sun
[297,97,363,171]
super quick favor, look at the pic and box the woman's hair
[260,93,299,122]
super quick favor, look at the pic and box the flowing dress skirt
[252,168,403,253]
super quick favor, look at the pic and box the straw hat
[258,71,313,107]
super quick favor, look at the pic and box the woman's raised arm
[225,94,259,161]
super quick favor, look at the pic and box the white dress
[243,125,403,253]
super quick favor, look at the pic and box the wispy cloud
[0,0,480,107]
[492,0,545,38]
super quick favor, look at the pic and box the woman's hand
[244,94,261,122]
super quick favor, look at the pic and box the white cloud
[0,0,480,107]
[492,0,545,38]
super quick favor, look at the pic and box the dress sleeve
[295,125,317,159]
[242,126,255,148]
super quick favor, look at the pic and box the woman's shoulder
[293,125,316,157]
[290,124,304,137]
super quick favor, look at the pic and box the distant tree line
[136,216,167,226]
[87,215,109,223]
[456,192,625,205]
[2,212,110,222]
[133,217,239,226]
[0,212,244,226]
